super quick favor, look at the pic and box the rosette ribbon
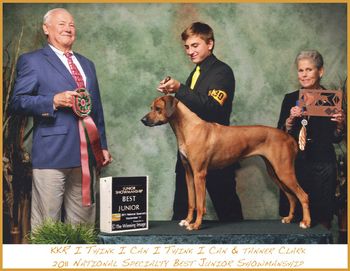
[72,88,104,206]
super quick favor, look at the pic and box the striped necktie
[64,52,85,88]
[190,65,200,90]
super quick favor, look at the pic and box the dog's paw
[299,221,310,229]
[179,220,189,227]
[186,223,200,231]
[281,216,292,224]
[186,224,194,231]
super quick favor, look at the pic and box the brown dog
[141,95,311,230]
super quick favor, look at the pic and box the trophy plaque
[298,89,342,117]
[100,176,148,233]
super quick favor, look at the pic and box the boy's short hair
[181,22,215,51]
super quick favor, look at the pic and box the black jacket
[277,89,343,162]
[175,54,235,125]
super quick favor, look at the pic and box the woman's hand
[285,106,303,131]
[331,110,346,133]
[290,106,303,118]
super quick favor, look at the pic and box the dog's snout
[141,115,149,126]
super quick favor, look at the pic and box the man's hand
[102,149,113,167]
[157,77,181,94]
[53,90,81,108]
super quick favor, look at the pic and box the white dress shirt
[49,44,87,86]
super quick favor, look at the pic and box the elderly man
[10,8,112,229]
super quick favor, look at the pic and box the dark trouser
[172,159,243,222]
[279,156,337,225]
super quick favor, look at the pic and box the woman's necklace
[297,86,322,150]
[298,117,309,151]
[297,91,311,151]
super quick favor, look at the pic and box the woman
[277,50,345,229]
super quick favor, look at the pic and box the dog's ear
[164,95,178,118]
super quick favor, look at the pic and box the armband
[208,89,228,106]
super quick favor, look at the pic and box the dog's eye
[155,107,161,112]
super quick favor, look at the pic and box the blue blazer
[10,44,108,169]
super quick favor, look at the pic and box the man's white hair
[43,8,70,24]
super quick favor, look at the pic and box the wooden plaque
[298,89,342,117]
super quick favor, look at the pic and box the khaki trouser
[31,167,96,230]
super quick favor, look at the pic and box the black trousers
[172,158,243,222]
[279,156,337,224]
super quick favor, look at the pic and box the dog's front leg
[186,170,207,231]
[179,161,196,228]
